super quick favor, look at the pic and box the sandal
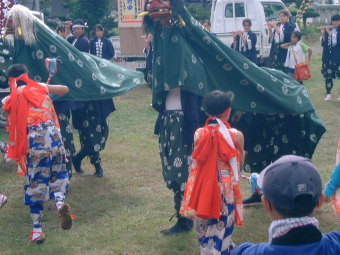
[0,194,7,209]
[58,203,73,230]
[29,230,45,244]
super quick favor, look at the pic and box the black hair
[6,64,29,87]
[271,194,319,218]
[203,20,211,26]
[95,24,104,31]
[203,90,231,116]
[7,64,28,78]
[56,24,65,34]
[242,18,252,26]
[331,14,340,22]
[279,10,291,18]
[73,19,85,26]
[291,31,302,41]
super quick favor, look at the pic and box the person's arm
[267,23,273,43]
[331,29,338,47]
[45,84,69,97]
[236,131,245,169]
[280,42,292,49]
[64,21,72,38]
[324,163,340,198]
[307,47,313,64]
[107,39,115,59]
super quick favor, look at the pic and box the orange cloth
[187,117,238,220]
[3,74,54,176]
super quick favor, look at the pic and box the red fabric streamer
[188,117,237,220]
[3,73,48,176]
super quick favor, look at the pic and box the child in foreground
[180,90,245,255]
[2,64,73,243]
[324,163,340,212]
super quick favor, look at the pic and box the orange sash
[187,117,237,220]
[3,74,49,176]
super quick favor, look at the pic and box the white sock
[32,227,43,240]
[56,202,64,211]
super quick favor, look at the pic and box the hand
[272,21,278,28]
[238,30,243,36]
[323,194,332,203]
[321,26,326,34]
[267,22,272,29]
[63,20,72,27]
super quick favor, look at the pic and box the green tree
[63,0,112,30]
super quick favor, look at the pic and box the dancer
[72,21,116,177]
[232,19,257,63]
[181,90,244,255]
[2,64,72,243]
[321,14,340,101]
[268,10,296,71]
[281,31,312,83]
[143,0,325,220]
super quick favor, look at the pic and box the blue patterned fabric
[196,203,236,255]
[24,121,69,206]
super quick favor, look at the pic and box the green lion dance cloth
[0,5,144,101]
[144,0,326,172]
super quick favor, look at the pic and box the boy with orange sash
[2,64,73,243]
[181,90,244,255]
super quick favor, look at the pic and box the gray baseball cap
[257,155,322,210]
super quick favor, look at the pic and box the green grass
[0,55,340,255]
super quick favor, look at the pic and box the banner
[118,0,143,28]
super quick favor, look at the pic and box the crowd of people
[0,5,340,255]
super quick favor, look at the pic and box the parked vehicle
[210,0,296,64]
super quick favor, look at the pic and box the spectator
[90,24,115,60]
[232,155,340,255]
[281,31,312,84]
[203,20,211,32]
[56,21,72,40]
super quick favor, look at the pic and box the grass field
[0,54,340,255]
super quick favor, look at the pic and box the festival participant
[90,24,115,60]
[2,64,73,243]
[67,19,89,52]
[142,0,325,227]
[321,14,340,101]
[231,19,257,63]
[231,155,340,255]
[181,90,244,255]
[154,87,201,235]
[0,194,7,208]
[281,31,312,83]
[268,10,296,71]
[69,22,115,178]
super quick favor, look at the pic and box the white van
[210,0,294,64]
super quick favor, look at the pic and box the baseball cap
[257,155,322,210]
